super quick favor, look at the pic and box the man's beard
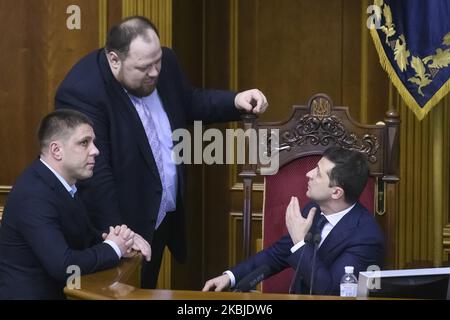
[117,69,157,97]
[125,82,156,97]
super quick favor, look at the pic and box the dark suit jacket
[0,160,119,299]
[230,202,385,295]
[55,48,241,262]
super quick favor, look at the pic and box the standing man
[0,109,150,299]
[55,16,268,288]
[202,147,384,295]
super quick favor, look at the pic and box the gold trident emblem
[311,97,331,120]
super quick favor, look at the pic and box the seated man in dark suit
[203,147,384,296]
[0,109,151,299]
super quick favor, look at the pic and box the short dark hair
[105,16,159,59]
[323,146,369,204]
[38,109,93,151]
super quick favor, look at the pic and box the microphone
[289,232,313,294]
[309,233,322,295]
[233,265,271,292]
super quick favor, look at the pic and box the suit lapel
[58,186,93,247]
[33,160,93,247]
[318,203,362,256]
[73,193,100,246]
[157,76,188,205]
[156,76,180,132]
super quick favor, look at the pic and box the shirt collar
[40,158,77,197]
[125,88,158,104]
[321,203,356,227]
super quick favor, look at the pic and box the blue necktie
[314,214,328,236]
[291,213,328,294]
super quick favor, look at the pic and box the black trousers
[140,218,169,289]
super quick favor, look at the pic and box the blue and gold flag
[370,0,450,120]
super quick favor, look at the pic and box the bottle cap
[345,266,354,274]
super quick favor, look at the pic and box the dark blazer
[230,202,385,295]
[55,48,241,261]
[0,160,119,299]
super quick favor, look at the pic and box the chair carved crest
[278,95,380,163]
[257,93,399,178]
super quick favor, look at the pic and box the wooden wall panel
[202,0,234,283]
[46,0,100,101]
[397,96,450,268]
[341,0,363,121]
[238,0,343,123]
[107,0,123,33]
[122,0,172,47]
[0,0,99,187]
[172,0,203,87]
[228,213,262,266]
[0,0,47,185]
[171,0,205,290]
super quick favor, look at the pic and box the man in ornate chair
[203,146,384,295]
[203,93,399,295]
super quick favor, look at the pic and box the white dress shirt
[290,203,356,253]
[226,203,356,288]
[128,90,178,217]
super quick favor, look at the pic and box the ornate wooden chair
[240,93,400,293]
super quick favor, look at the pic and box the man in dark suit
[0,109,150,299]
[55,16,268,288]
[202,147,384,296]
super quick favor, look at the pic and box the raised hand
[285,196,317,244]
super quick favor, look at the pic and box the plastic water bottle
[340,266,358,297]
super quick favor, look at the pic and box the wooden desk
[63,255,370,300]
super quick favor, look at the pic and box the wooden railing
[64,255,386,300]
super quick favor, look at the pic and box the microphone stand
[309,233,322,295]
[288,232,312,294]
[233,265,271,292]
